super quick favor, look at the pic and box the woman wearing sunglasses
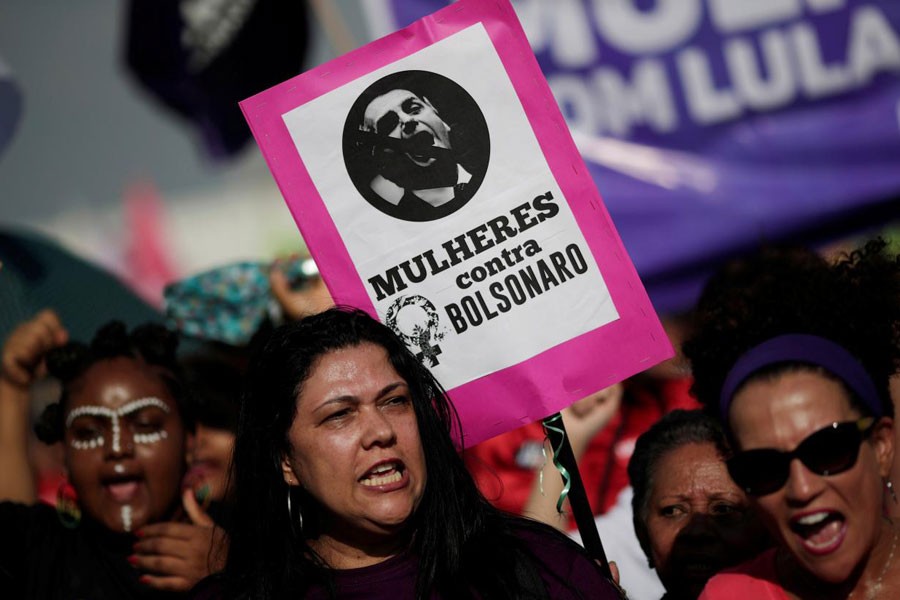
[684,239,900,599]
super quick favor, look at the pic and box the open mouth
[102,474,144,503]
[359,461,405,487]
[407,130,435,151]
[405,131,437,163]
[790,510,847,554]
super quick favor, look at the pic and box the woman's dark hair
[180,341,248,433]
[684,239,900,423]
[628,409,730,564]
[34,320,190,443]
[224,307,594,599]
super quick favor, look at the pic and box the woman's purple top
[193,526,620,598]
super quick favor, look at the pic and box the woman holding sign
[684,240,900,599]
[195,307,621,599]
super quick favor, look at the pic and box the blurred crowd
[0,235,898,600]
[3,0,900,598]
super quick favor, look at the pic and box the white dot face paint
[71,436,105,450]
[65,397,172,452]
[121,505,132,532]
[134,430,168,445]
[66,405,114,450]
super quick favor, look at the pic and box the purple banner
[369,0,900,312]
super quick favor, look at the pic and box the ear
[871,416,894,479]
[281,455,299,486]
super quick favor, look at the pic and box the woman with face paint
[682,240,900,599]
[0,311,226,598]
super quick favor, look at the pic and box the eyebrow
[657,492,741,503]
[314,382,409,412]
[65,396,170,427]
[118,396,170,417]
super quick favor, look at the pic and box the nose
[104,415,134,459]
[783,458,824,505]
[676,513,719,542]
[401,118,418,136]
[361,406,396,449]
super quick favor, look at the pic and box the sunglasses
[727,417,876,497]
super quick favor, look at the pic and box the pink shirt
[699,549,789,600]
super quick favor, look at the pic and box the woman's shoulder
[0,501,59,539]
[509,519,622,599]
[190,573,230,600]
[0,500,55,518]
[699,548,787,600]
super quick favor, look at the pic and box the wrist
[0,375,31,398]
[0,379,31,444]
[570,442,589,459]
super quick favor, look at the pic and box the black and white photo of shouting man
[343,70,490,222]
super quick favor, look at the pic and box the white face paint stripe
[66,405,115,428]
[65,397,172,452]
[117,397,171,417]
[122,505,132,532]
[111,413,121,454]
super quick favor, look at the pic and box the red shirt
[464,376,698,517]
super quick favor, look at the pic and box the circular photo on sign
[343,70,490,223]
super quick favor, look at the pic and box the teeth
[370,462,397,475]
[797,512,829,526]
[361,470,402,487]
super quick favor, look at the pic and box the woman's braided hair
[34,320,189,443]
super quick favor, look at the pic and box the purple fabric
[374,1,900,313]
[305,527,620,598]
[719,334,883,418]
[125,0,309,160]
[190,525,620,598]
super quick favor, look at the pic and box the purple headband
[719,334,883,418]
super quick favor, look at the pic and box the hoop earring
[887,479,898,505]
[56,481,81,529]
[286,486,303,533]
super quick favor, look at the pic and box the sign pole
[541,413,612,578]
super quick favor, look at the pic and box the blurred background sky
[1,0,898,321]
[0,1,374,298]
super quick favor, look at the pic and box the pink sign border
[240,0,672,447]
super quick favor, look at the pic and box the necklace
[849,526,898,600]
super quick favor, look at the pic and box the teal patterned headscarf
[164,259,315,345]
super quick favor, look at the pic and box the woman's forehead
[652,442,736,498]
[67,357,176,412]
[729,370,856,448]
[296,344,402,406]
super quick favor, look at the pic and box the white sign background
[282,25,618,389]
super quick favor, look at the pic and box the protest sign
[240,0,671,446]
[367,0,900,313]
